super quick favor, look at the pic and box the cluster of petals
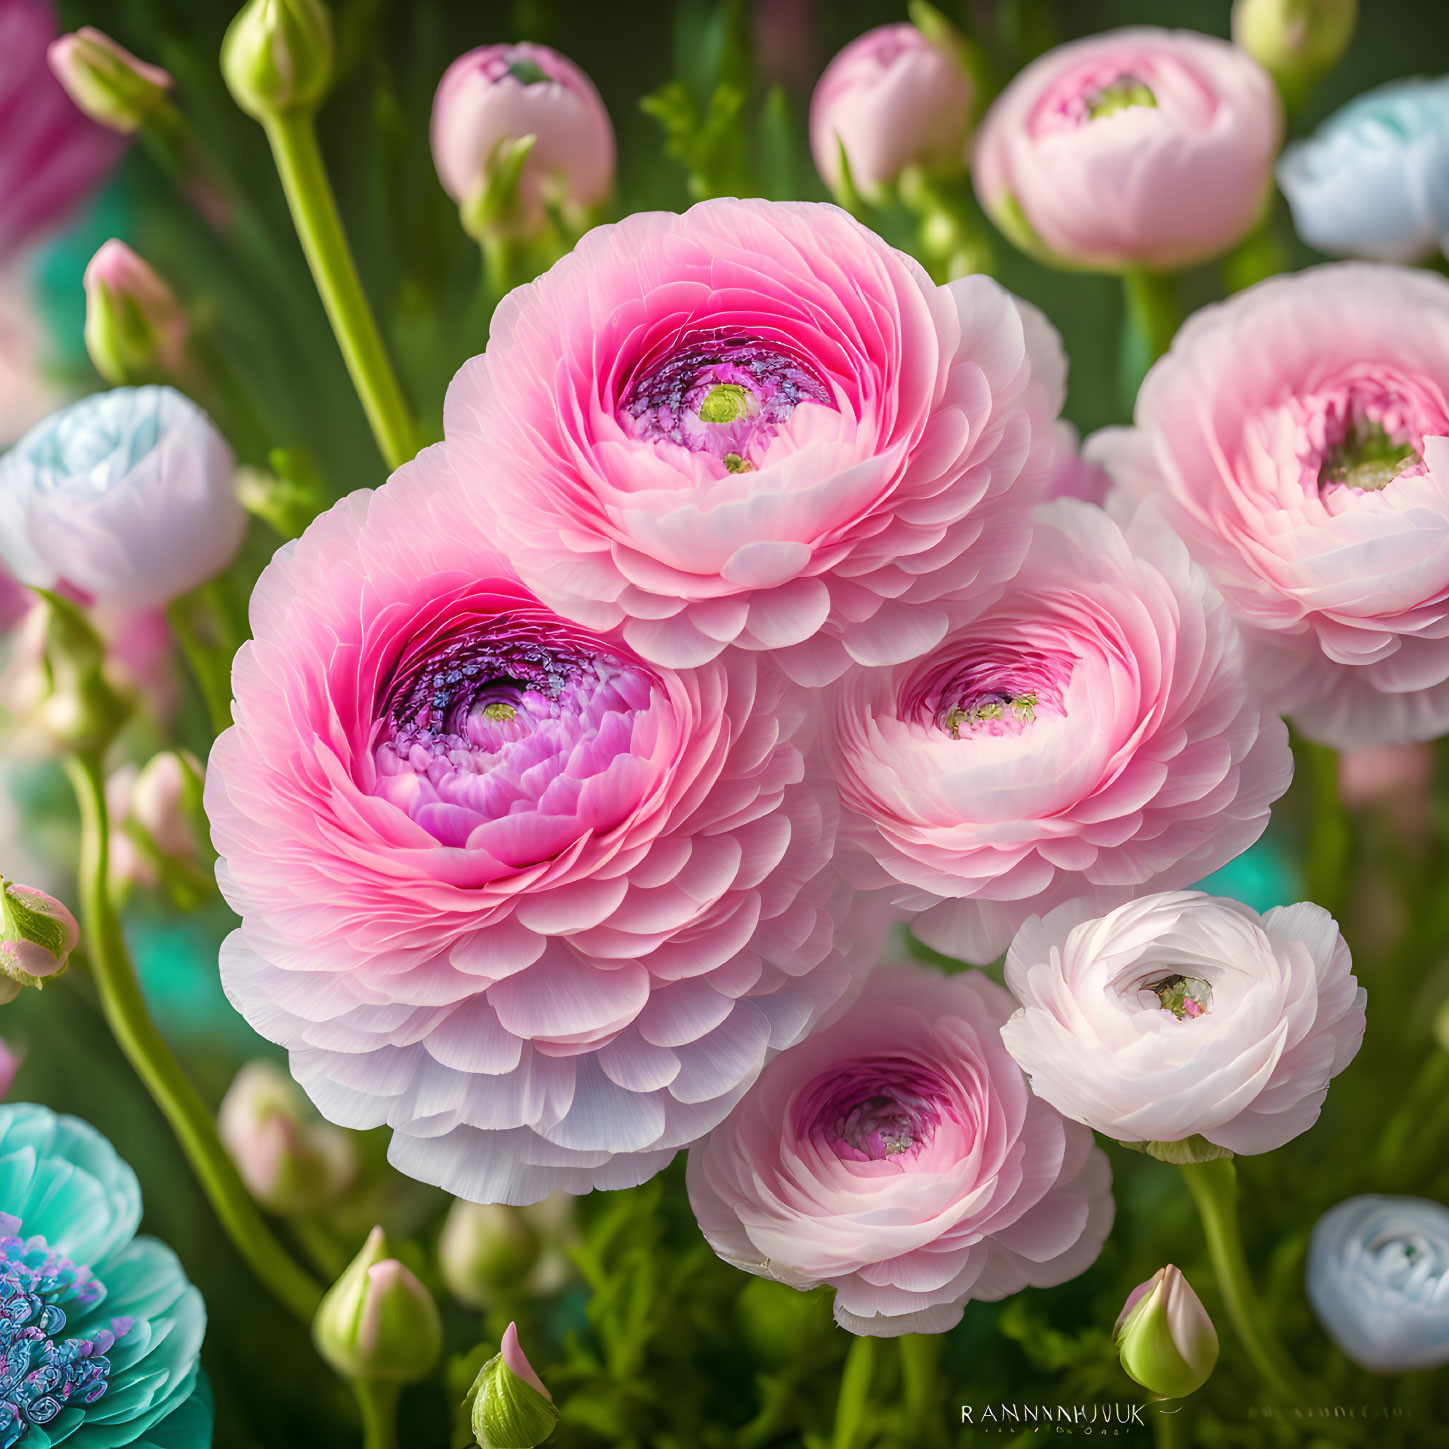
[1001,891,1365,1154]
[974,27,1282,272]
[208,452,870,1206]
[1096,263,1449,747]
[824,498,1291,964]
[435,197,1065,685]
[687,963,1113,1337]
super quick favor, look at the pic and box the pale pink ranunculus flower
[1096,263,1449,748]
[209,453,875,1206]
[0,0,126,260]
[438,198,1065,685]
[687,962,1114,1337]
[430,42,613,236]
[824,498,1291,965]
[810,22,975,200]
[974,27,1282,272]
[1001,890,1365,1154]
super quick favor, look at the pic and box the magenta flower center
[903,644,1070,738]
[797,1058,951,1164]
[370,615,660,854]
[619,331,835,472]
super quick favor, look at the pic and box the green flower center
[698,384,752,425]
[505,58,550,85]
[1089,79,1158,119]
[1149,974,1213,1021]
[1319,420,1421,492]
[944,693,1037,737]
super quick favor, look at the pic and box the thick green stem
[898,1333,939,1423]
[480,235,530,307]
[830,1335,876,1449]
[352,1378,399,1449]
[1119,268,1179,413]
[1153,1405,1185,1449]
[262,112,417,472]
[63,750,323,1324]
[1300,737,1351,917]
[1179,1159,1304,1405]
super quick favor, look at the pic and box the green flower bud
[438,1201,541,1308]
[222,0,333,122]
[0,880,80,1003]
[1232,0,1356,108]
[467,1323,559,1449]
[313,1227,442,1384]
[1115,1265,1219,1399]
[34,590,131,754]
[84,241,190,386]
[47,27,174,135]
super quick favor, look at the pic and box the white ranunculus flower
[1278,78,1449,263]
[0,384,241,609]
[1000,891,1365,1154]
[1307,1195,1449,1373]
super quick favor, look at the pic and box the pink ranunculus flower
[430,42,614,239]
[0,0,126,260]
[209,453,870,1205]
[687,962,1114,1337]
[1001,891,1366,1154]
[825,498,1292,965]
[1096,263,1449,748]
[438,198,1065,685]
[974,27,1282,272]
[810,21,975,201]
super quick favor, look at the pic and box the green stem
[352,1378,399,1449]
[898,1333,939,1423]
[1178,1159,1304,1405]
[480,235,530,307]
[262,111,417,472]
[1119,267,1179,414]
[830,1335,876,1449]
[62,750,324,1324]
[1300,737,1351,917]
[1153,1405,1185,1449]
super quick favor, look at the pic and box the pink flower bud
[47,27,173,135]
[1115,1266,1219,1398]
[0,1039,16,1099]
[811,19,975,201]
[430,43,614,241]
[0,879,79,1000]
[218,1059,357,1215]
[83,241,189,383]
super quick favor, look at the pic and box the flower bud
[218,1059,357,1215]
[313,1226,442,1384]
[0,1039,17,1098]
[438,1201,541,1308]
[0,879,79,1002]
[467,1322,559,1449]
[47,28,174,135]
[430,43,614,243]
[34,589,131,754]
[1114,1266,1219,1399]
[810,7,977,203]
[84,241,190,385]
[222,0,333,122]
[1232,0,1356,108]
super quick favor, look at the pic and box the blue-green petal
[126,1372,214,1449]
[0,1103,140,1266]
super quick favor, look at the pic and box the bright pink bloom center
[903,642,1071,739]
[618,329,836,471]
[370,608,660,858]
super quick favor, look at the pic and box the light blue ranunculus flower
[0,386,241,612]
[0,1103,209,1447]
[1307,1194,1449,1374]
[1278,77,1449,262]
